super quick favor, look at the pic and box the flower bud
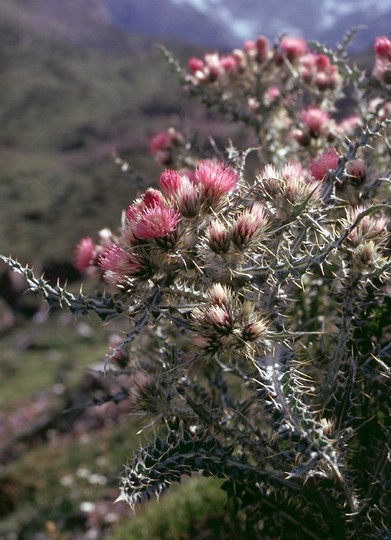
[242,320,268,341]
[207,283,232,307]
[208,219,231,253]
[231,203,269,249]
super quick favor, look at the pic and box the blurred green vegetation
[112,477,234,540]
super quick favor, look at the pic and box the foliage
[2,31,391,539]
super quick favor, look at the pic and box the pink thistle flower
[204,52,224,81]
[281,162,322,205]
[149,131,172,158]
[126,203,142,222]
[280,36,307,62]
[255,36,269,62]
[257,164,280,198]
[309,149,339,181]
[195,160,239,205]
[336,115,361,135]
[299,53,341,89]
[133,205,181,240]
[74,237,96,272]
[315,54,331,71]
[193,335,214,350]
[232,48,247,69]
[220,54,238,73]
[374,36,391,60]
[160,169,184,197]
[142,188,165,209]
[188,56,205,73]
[149,128,183,165]
[160,170,201,218]
[301,106,331,137]
[243,40,256,55]
[98,244,142,285]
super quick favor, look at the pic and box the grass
[0,422,138,538]
[112,476,233,540]
[0,310,108,409]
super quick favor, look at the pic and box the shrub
[2,31,390,539]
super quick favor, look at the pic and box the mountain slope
[0,0,190,265]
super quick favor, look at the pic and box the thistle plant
[2,32,390,539]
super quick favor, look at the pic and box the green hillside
[0,0,190,265]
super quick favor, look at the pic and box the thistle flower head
[220,54,238,73]
[160,169,184,197]
[232,202,269,248]
[188,56,205,73]
[374,36,391,60]
[195,160,239,206]
[344,207,389,247]
[142,188,166,209]
[193,304,233,336]
[280,36,307,62]
[149,128,183,165]
[255,36,269,62]
[301,106,331,137]
[242,319,268,342]
[133,205,181,241]
[309,149,339,181]
[257,164,280,198]
[207,219,231,253]
[98,244,142,286]
[207,283,232,307]
[346,159,367,184]
[74,237,96,272]
[177,177,202,218]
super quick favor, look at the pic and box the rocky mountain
[105,0,391,51]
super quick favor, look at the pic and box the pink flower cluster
[186,36,273,85]
[373,36,391,84]
[149,127,184,166]
[298,52,341,90]
[188,51,242,84]
[160,159,238,213]
[293,106,361,145]
[187,34,341,93]
[75,160,239,286]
